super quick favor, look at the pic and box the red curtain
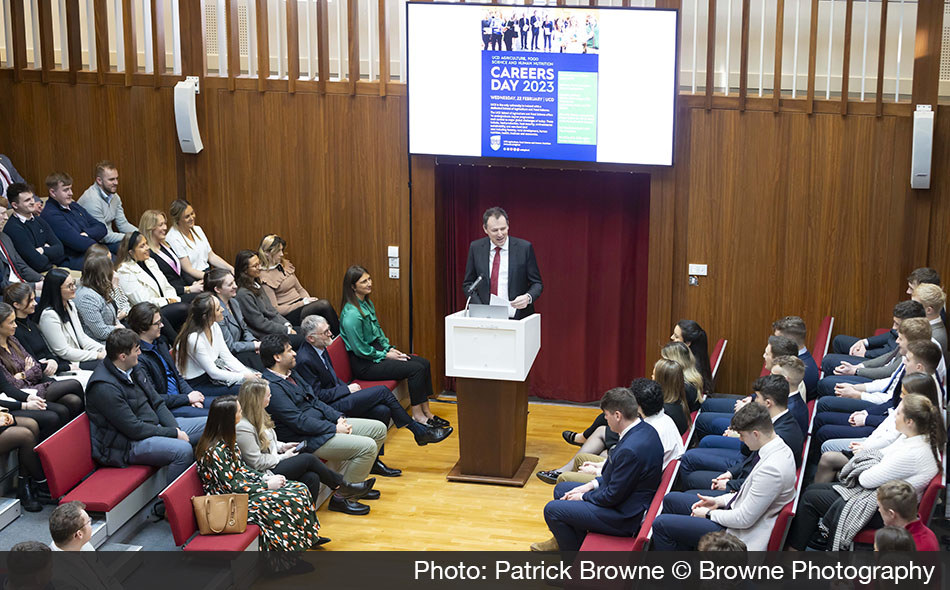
[441,165,650,403]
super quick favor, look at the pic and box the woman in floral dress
[195,395,324,553]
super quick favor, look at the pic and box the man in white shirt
[77,160,137,245]
[49,501,95,552]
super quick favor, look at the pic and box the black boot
[17,477,41,513]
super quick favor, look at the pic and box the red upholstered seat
[160,464,260,551]
[354,379,398,390]
[34,414,96,499]
[62,465,157,512]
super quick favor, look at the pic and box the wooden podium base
[447,377,536,487]
[446,456,538,486]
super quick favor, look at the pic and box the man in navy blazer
[4,183,65,272]
[462,207,542,320]
[296,315,452,448]
[39,172,112,269]
[532,386,663,552]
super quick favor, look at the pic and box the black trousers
[271,452,344,501]
[284,300,340,336]
[330,385,413,428]
[348,353,433,407]
[786,483,885,550]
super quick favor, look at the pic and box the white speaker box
[911,105,934,190]
[174,77,204,154]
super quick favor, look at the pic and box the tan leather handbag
[191,493,249,535]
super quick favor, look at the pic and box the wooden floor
[312,398,598,551]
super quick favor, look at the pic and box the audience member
[875,479,939,551]
[195,395,325,554]
[911,282,948,353]
[127,302,208,418]
[76,161,136,245]
[696,530,747,551]
[85,329,206,485]
[651,403,797,550]
[114,231,187,341]
[36,269,106,365]
[532,387,663,552]
[236,378,376,510]
[821,300,926,386]
[788,394,944,550]
[4,282,79,374]
[40,172,112,267]
[906,267,941,296]
[0,407,44,512]
[258,234,340,334]
[234,250,305,349]
[298,314,451,447]
[652,359,691,435]
[166,199,233,279]
[769,355,809,434]
[1,184,52,275]
[48,501,95,551]
[0,302,83,422]
[173,293,256,394]
[772,316,819,398]
[340,265,448,427]
[0,153,26,192]
[139,209,203,301]
[74,252,129,344]
[671,319,714,397]
[661,341,704,410]
[204,268,263,370]
[0,211,43,293]
[873,525,916,551]
[5,542,52,590]
[260,333,388,514]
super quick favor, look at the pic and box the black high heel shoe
[427,415,450,428]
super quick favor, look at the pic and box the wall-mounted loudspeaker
[174,77,204,154]
[911,105,934,190]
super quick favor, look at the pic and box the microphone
[466,275,484,296]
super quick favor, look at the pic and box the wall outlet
[688,276,700,286]
[388,257,399,268]
[688,263,708,276]
[389,268,400,279]
[387,246,399,257]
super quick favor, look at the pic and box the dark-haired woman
[233,250,304,349]
[74,251,129,343]
[4,282,79,374]
[671,319,714,397]
[258,234,339,334]
[339,265,448,427]
[114,231,188,342]
[204,268,263,371]
[174,293,257,397]
[36,269,106,366]
[196,396,325,555]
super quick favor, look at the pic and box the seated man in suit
[260,333,388,515]
[771,316,819,399]
[0,153,25,195]
[651,403,797,551]
[0,206,44,292]
[85,329,207,486]
[531,387,663,552]
[297,315,452,460]
[127,302,209,418]
[911,283,948,354]
[678,374,803,492]
[769,355,809,434]
[77,161,137,246]
[39,172,112,269]
[5,182,65,272]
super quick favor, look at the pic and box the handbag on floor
[192,493,249,535]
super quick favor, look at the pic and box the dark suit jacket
[3,214,65,271]
[581,420,663,533]
[215,296,257,354]
[136,339,194,412]
[40,200,108,268]
[263,369,343,451]
[725,411,804,491]
[462,236,543,320]
[0,232,44,289]
[799,349,819,399]
[296,343,351,405]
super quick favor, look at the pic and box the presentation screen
[407,3,677,166]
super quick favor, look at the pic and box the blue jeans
[651,492,724,550]
[127,417,206,484]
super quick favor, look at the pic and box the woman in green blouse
[339,265,449,428]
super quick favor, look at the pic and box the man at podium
[462,207,543,320]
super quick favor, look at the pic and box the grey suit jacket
[0,232,43,285]
[709,435,797,551]
[216,295,258,354]
[930,319,948,358]
[0,154,25,185]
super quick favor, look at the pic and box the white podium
[444,311,541,486]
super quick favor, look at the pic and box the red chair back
[710,339,726,380]
[328,337,354,383]
[633,460,678,550]
[159,464,203,547]
[34,413,96,499]
[811,316,834,370]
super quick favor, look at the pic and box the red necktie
[490,246,501,296]
[0,240,23,281]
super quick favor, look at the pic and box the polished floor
[313,398,598,551]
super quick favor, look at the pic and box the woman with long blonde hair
[234,378,376,514]
[660,341,703,409]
